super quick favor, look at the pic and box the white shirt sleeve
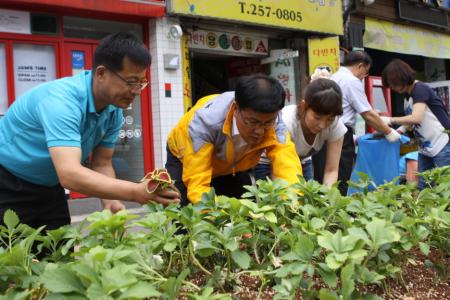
[345,79,372,114]
[326,117,348,142]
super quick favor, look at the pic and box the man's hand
[380,116,392,126]
[385,129,401,143]
[134,181,180,206]
[101,199,126,213]
[150,187,181,206]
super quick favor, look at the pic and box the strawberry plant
[0,167,449,299]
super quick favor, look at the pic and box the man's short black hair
[235,74,285,113]
[93,32,151,71]
[342,50,372,67]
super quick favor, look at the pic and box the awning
[364,17,450,59]
[1,0,165,17]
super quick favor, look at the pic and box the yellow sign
[308,36,340,75]
[168,0,343,35]
[364,17,450,59]
[181,35,192,112]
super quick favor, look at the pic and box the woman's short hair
[301,78,343,116]
[382,59,415,88]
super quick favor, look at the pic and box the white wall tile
[148,17,185,168]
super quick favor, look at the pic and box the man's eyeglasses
[106,67,149,92]
[238,110,277,129]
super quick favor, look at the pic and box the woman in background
[381,58,450,189]
[256,69,347,187]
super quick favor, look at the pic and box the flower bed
[1,167,449,299]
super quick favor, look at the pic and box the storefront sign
[261,50,298,64]
[267,50,298,105]
[71,51,85,69]
[307,36,340,75]
[0,9,30,34]
[186,29,268,56]
[181,35,192,112]
[364,17,450,59]
[168,0,343,35]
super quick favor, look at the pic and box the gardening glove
[385,129,401,143]
[396,125,407,134]
[380,116,392,126]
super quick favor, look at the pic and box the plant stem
[260,236,279,265]
[165,253,173,276]
[254,247,261,265]
[189,241,212,276]
[257,277,266,300]
[226,252,231,279]
[138,272,201,291]
[253,230,261,264]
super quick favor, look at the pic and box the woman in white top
[256,75,347,186]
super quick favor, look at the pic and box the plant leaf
[366,219,400,248]
[231,250,251,269]
[4,210,20,230]
[419,242,430,256]
[41,264,85,294]
[340,263,355,300]
[118,282,160,299]
[264,212,277,223]
[319,289,339,300]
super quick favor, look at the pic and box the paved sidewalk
[68,197,143,224]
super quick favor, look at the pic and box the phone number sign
[168,0,343,35]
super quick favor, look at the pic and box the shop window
[13,43,56,98]
[113,99,145,182]
[372,86,388,113]
[31,14,58,36]
[0,43,7,117]
[63,17,142,40]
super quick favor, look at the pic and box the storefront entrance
[191,52,265,104]
[189,49,300,107]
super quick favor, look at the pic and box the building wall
[149,17,184,168]
[353,0,450,33]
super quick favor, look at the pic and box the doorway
[190,52,265,105]
[190,51,300,106]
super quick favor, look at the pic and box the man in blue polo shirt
[0,32,179,229]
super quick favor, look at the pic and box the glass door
[63,43,95,199]
[0,42,7,117]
